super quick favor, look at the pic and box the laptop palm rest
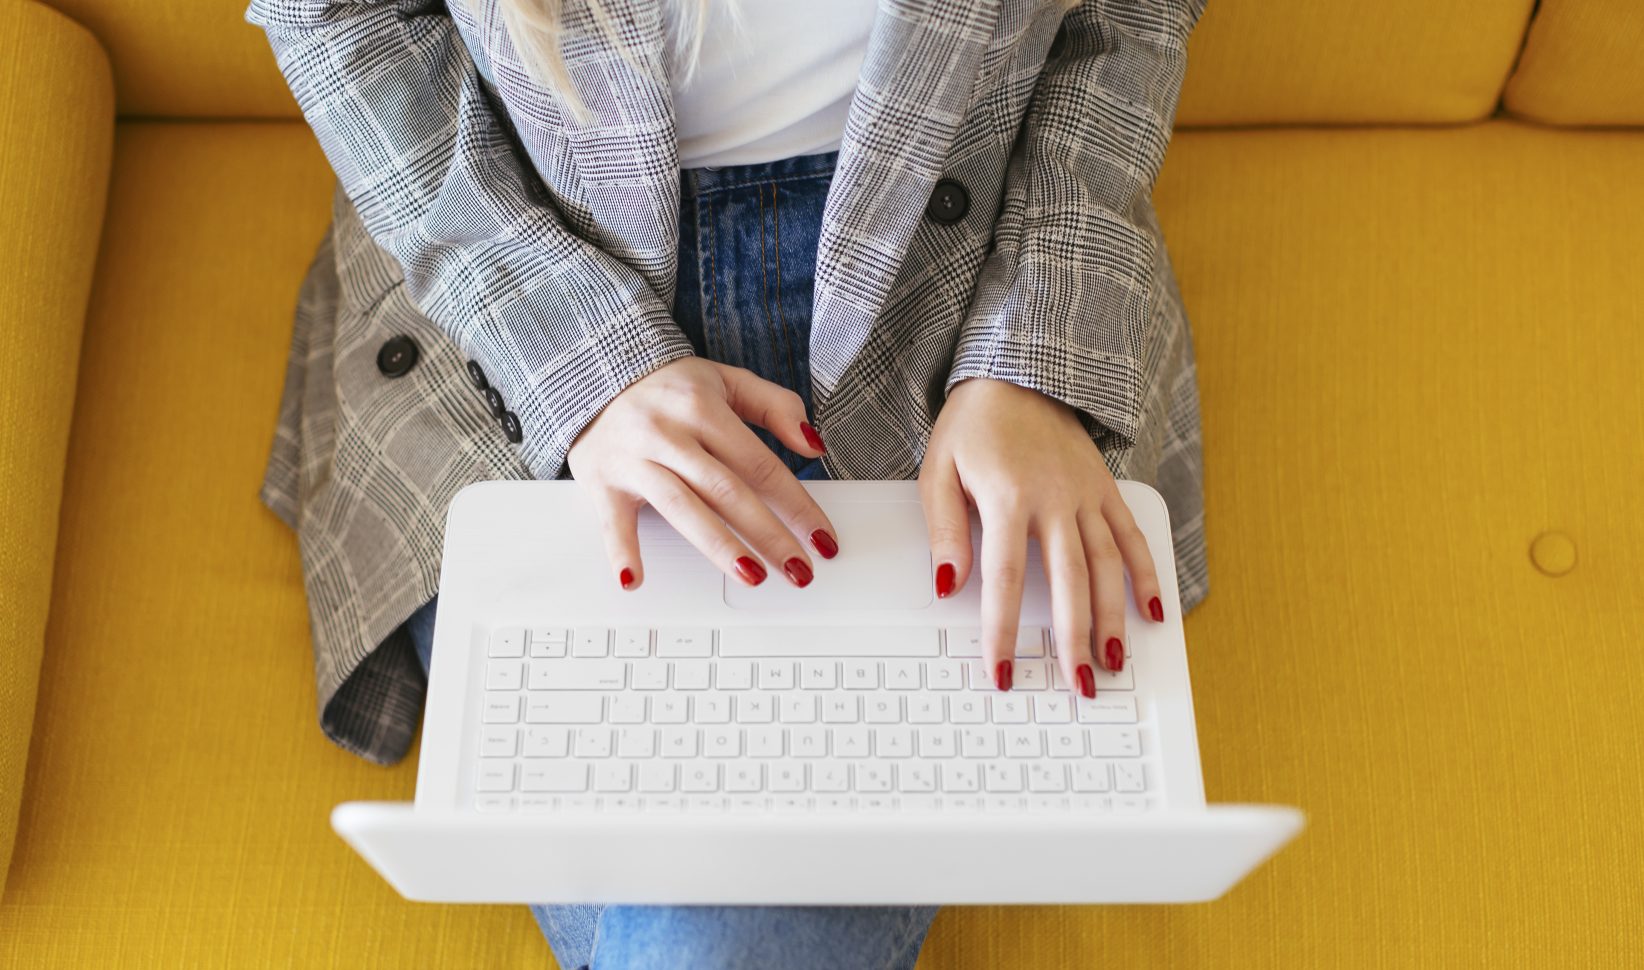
[723,499,934,611]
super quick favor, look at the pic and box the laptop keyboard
[471,624,1156,814]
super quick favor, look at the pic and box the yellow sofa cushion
[1176,0,1535,125]
[1505,0,1644,125]
[47,0,1537,125]
[0,0,113,892]
[3,118,1641,965]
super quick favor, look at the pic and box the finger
[591,482,644,590]
[1040,513,1093,699]
[716,363,827,458]
[917,455,972,600]
[1105,492,1165,623]
[631,459,768,587]
[664,444,815,588]
[977,497,1029,692]
[701,413,840,561]
[1079,507,1128,675]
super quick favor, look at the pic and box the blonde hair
[481,0,743,126]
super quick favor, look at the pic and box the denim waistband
[680,149,840,195]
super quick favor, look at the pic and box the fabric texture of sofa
[1,0,1640,965]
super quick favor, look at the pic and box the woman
[249,0,1208,965]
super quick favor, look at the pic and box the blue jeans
[404,149,940,969]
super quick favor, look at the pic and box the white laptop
[333,479,1303,904]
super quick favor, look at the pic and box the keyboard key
[779,694,817,723]
[694,695,732,724]
[532,627,568,644]
[724,763,761,792]
[614,627,651,657]
[1026,794,1070,812]
[1034,695,1074,723]
[900,794,941,812]
[520,795,556,812]
[940,763,980,793]
[918,727,958,758]
[769,763,806,792]
[1015,627,1047,657]
[875,726,915,758]
[657,627,713,657]
[945,628,983,657]
[925,662,964,690]
[680,761,720,792]
[1071,763,1111,792]
[843,661,879,689]
[1114,762,1147,793]
[1045,726,1085,758]
[525,694,603,724]
[884,660,922,689]
[960,727,999,758]
[1013,659,1050,690]
[521,763,586,793]
[1088,727,1141,757]
[898,764,937,792]
[594,762,633,792]
[863,693,901,724]
[522,726,570,757]
[790,726,828,757]
[813,764,849,792]
[1092,663,1135,692]
[821,694,859,724]
[630,661,668,690]
[530,636,567,659]
[799,661,837,689]
[609,694,646,723]
[720,626,939,657]
[485,661,523,691]
[717,660,754,690]
[1027,762,1068,793]
[653,697,689,724]
[477,763,515,792]
[907,696,944,724]
[571,627,611,657]
[983,763,1023,792]
[528,660,624,690]
[757,660,796,689]
[638,763,675,793]
[736,693,775,723]
[617,726,656,757]
[1076,694,1139,723]
[687,795,728,812]
[482,696,521,724]
[480,726,518,758]
[950,696,987,724]
[489,627,526,658]
[573,727,612,757]
[1002,727,1043,758]
[834,725,870,757]
[855,763,893,792]
[659,727,697,757]
[747,725,784,757]
[476,795,513,812]
[990,695,1029,724]
[673,660,711,690]
[702,725,740,757]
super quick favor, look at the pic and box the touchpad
[723,500,933,612]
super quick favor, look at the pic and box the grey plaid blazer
[247,0,1210,765]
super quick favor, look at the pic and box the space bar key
[719,626,939,657]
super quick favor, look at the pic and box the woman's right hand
[566,357,839,591]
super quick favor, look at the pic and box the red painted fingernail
[618,567,635,590]
[1148,596,1164,623]
[934,562,956,598]
[1077,664,1096,698]
[800,421,826,454]
[734,556,766,586]
[783,557,813,588]
[1106,637,1124,672]
[809,529,838,559]
[995,659,1013,691]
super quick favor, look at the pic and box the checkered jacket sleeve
[946,0,1205,454]
[245,0,696,481]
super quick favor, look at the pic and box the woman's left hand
[918,377,1167,699]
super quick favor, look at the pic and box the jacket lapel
[809,0,1000,398]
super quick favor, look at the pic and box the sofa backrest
[35,0,1644,128]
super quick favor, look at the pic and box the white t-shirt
[663,0,880,169]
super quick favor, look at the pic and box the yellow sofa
[3,0,1641,964]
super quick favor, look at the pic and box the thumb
[715,363,826,457]
[918,454,973,600]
